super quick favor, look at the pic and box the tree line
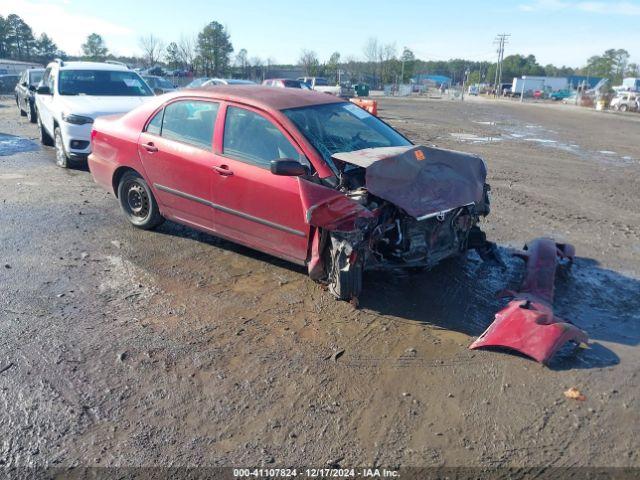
[2,13,638,86]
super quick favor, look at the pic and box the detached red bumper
[469,238,588,365]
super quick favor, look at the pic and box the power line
[493,34,510,96]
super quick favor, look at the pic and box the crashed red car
[89,86,492,300]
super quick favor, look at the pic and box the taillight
[90,129,97,142]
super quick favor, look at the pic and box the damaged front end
[300,145,494,299]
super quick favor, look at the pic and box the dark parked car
[1,73,20,94]
[15,68,44,122]
[88,86,492,300]
[143,75,176,95]
[262,78,311,89]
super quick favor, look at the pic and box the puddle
[0,173,25,180]
[469,115,636,166]
[0,133,40,156]
[449,133,502,144]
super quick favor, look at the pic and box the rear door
[210,104,310,263]
[138,99,220,230]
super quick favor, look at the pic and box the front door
[138,99,220,230]
[210,104,310,263]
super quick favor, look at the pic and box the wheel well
[112,167,138,198]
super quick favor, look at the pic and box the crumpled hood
[57,95,152,120]
[332,145,487,219]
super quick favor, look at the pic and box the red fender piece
[469,237,588,364]
[298,178,373,232]
[469,299,588,364]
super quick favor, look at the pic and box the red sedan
[89,86,492,300]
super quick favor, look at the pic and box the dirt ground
[1,94,639,474]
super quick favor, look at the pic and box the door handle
[213,165,233,176]
[142,142,158,153]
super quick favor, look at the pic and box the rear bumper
[88,153,117,194]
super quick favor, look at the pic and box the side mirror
[36,85,51,95]
[270,159,309,177]
[28,84,36,91]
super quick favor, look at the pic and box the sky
[2,0,639,67]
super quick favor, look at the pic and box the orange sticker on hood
[415,150,425,160]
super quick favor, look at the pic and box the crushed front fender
[469,237,588,365]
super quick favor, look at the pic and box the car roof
[53,61,130,71]
[187,85,344,110]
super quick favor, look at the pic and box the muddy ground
[0,95,639,473]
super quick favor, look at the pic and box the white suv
[36,60,154,168]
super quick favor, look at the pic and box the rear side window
[148,100,219,150]
[223,106,299,168]
[146,109,163,135]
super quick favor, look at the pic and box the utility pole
[493,33,510,96]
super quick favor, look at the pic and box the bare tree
[139,34,165,67]
[382,43,397,84]
[250,56,264,81]
[363,38,380,85]
[177,35,197,72]
[298,49,319,76]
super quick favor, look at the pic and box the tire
[37,113,54,146]
[27,102,37,123]
[324,234,363,301]
[17,97,26,116]
[54,127,69,168]
[117,171,164,230]
[620,104,628,112]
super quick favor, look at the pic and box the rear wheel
[17,97,26,116]
[26,102,37,123]
[37,113,54,146]
[620,104,628,112]
[324,234,363,301]
[117,171,164,230]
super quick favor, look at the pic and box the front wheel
[620,104,628,112]
[324,234,363,301]
[54,127,69,168]
[117,171,164,230]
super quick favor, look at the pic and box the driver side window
[222,106,300,168]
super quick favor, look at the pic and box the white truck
[298,77,354,98]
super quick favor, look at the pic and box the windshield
[58,70,153,96]
[283,102,411,172]
[29,71,43,86]
[283,80,308,89]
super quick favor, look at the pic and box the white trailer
[512,76,569,96]
[512,76,544,96]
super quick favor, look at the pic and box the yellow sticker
[415,150,426,161]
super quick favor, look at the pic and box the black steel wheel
[117,171,164,230]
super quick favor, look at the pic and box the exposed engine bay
[300,145,494,275]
